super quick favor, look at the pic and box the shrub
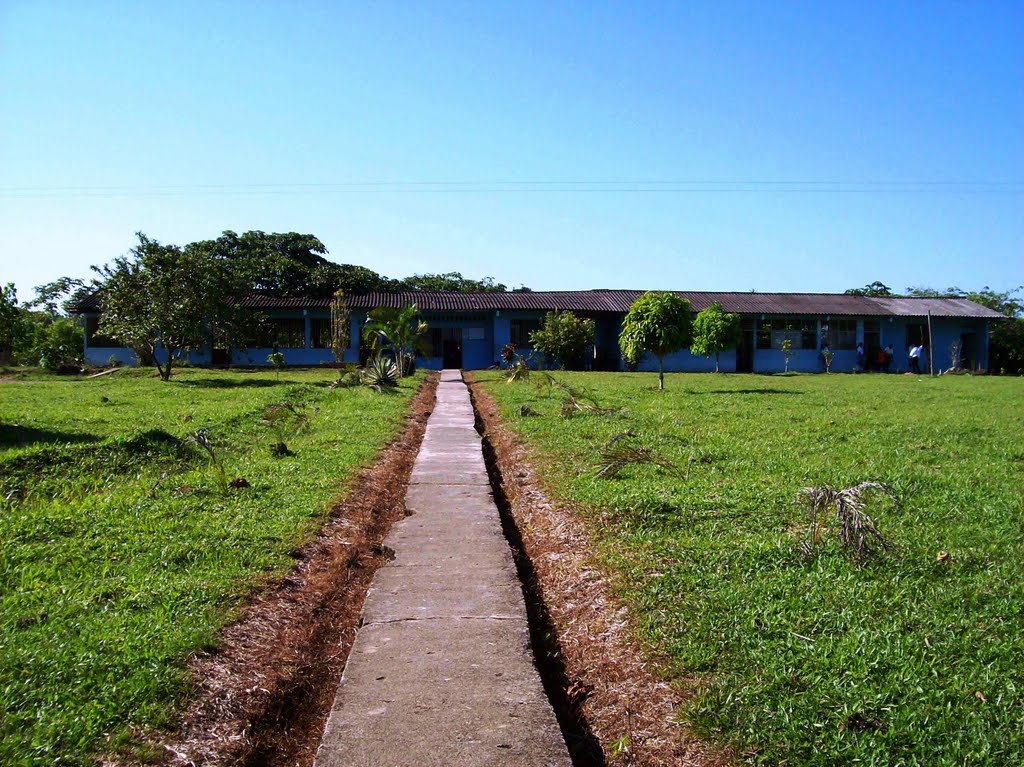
[37,318,84,372]
[529,311,595,370]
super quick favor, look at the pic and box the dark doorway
[211,347,230,366]
[960,332,976,370]
[442,340,462,368]
[737,319,755,373]
[863,320,880,370]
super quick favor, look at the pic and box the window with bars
[825,319,857,350]
[756,318,817,350]
[310,318,335,349]
[510,318,542,347]
[250,318,306,349]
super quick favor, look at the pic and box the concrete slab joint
[314,370,571,767]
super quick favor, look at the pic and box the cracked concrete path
[314,370,571,767]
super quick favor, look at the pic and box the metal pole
[927,310,935,375]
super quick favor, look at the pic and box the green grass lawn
[479,371,1024,766]
[0,367,422,766]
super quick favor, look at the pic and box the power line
[1,179,1022,198]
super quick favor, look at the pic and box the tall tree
[619,292,692,390]
[0,284,22,361]
[95,233,250,381]
[691,302,742,372]
[188,230,395,297]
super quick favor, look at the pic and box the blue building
[77,290,1002,373]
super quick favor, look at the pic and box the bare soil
[468,377,731,767]
[110,374,437,767]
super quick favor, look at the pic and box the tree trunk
[658,357,665,390]
[159,345,174,381]
[715,351,720,373]
[151,343,169,382]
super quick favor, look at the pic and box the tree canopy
[844,281,894,297]
[619,291,692,389]
[95,233,251,380]
[690,302,742,372]
[397,272,508,293]
[187,230,394,297]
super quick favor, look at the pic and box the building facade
[77,290,1001,373]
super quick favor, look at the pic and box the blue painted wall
[82,308,990,373]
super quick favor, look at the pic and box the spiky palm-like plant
[362,355,399,390]
[595,432,686,480]
[361,303,430,376]
[797,482,898,561]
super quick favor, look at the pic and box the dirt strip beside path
[468,376,731,767]
[109,374,438,767]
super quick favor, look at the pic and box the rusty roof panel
[72,289,1005,319]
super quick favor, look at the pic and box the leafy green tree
[95,233,251,381]
[991,318,1024,374]
[27,276,88,317]
[690,302,742,372]
[619,292,692,389]
[398,271,509,293]
[362,304,430,376]
[529,311,595,370]
[844,281,894,297]
[0,283,23,361]
[188,230,396,297]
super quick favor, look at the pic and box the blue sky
[1,1,1021,299]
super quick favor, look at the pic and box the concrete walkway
[314,370,571,767]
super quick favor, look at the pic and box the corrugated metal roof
[343,290,1004,319]
[72,290,1005,319]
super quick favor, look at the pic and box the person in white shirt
[909,344,922,374]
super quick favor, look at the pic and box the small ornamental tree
[267,350,285,379]
[619,292,692,389]
[529,311,595,370]
[330,290,351,365]
[690,302,741,372]
[781,338,794,373]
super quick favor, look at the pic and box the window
[825,319,857,350]
[250,318,305,349]
[429,327,461,357]
[510,318,542,348]
[756,318,817,350]
[310,318,335,349]
[906,323,930,348]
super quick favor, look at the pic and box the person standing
[884,343,894,373]
[909,343,921,374]
[856,341,866,373]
